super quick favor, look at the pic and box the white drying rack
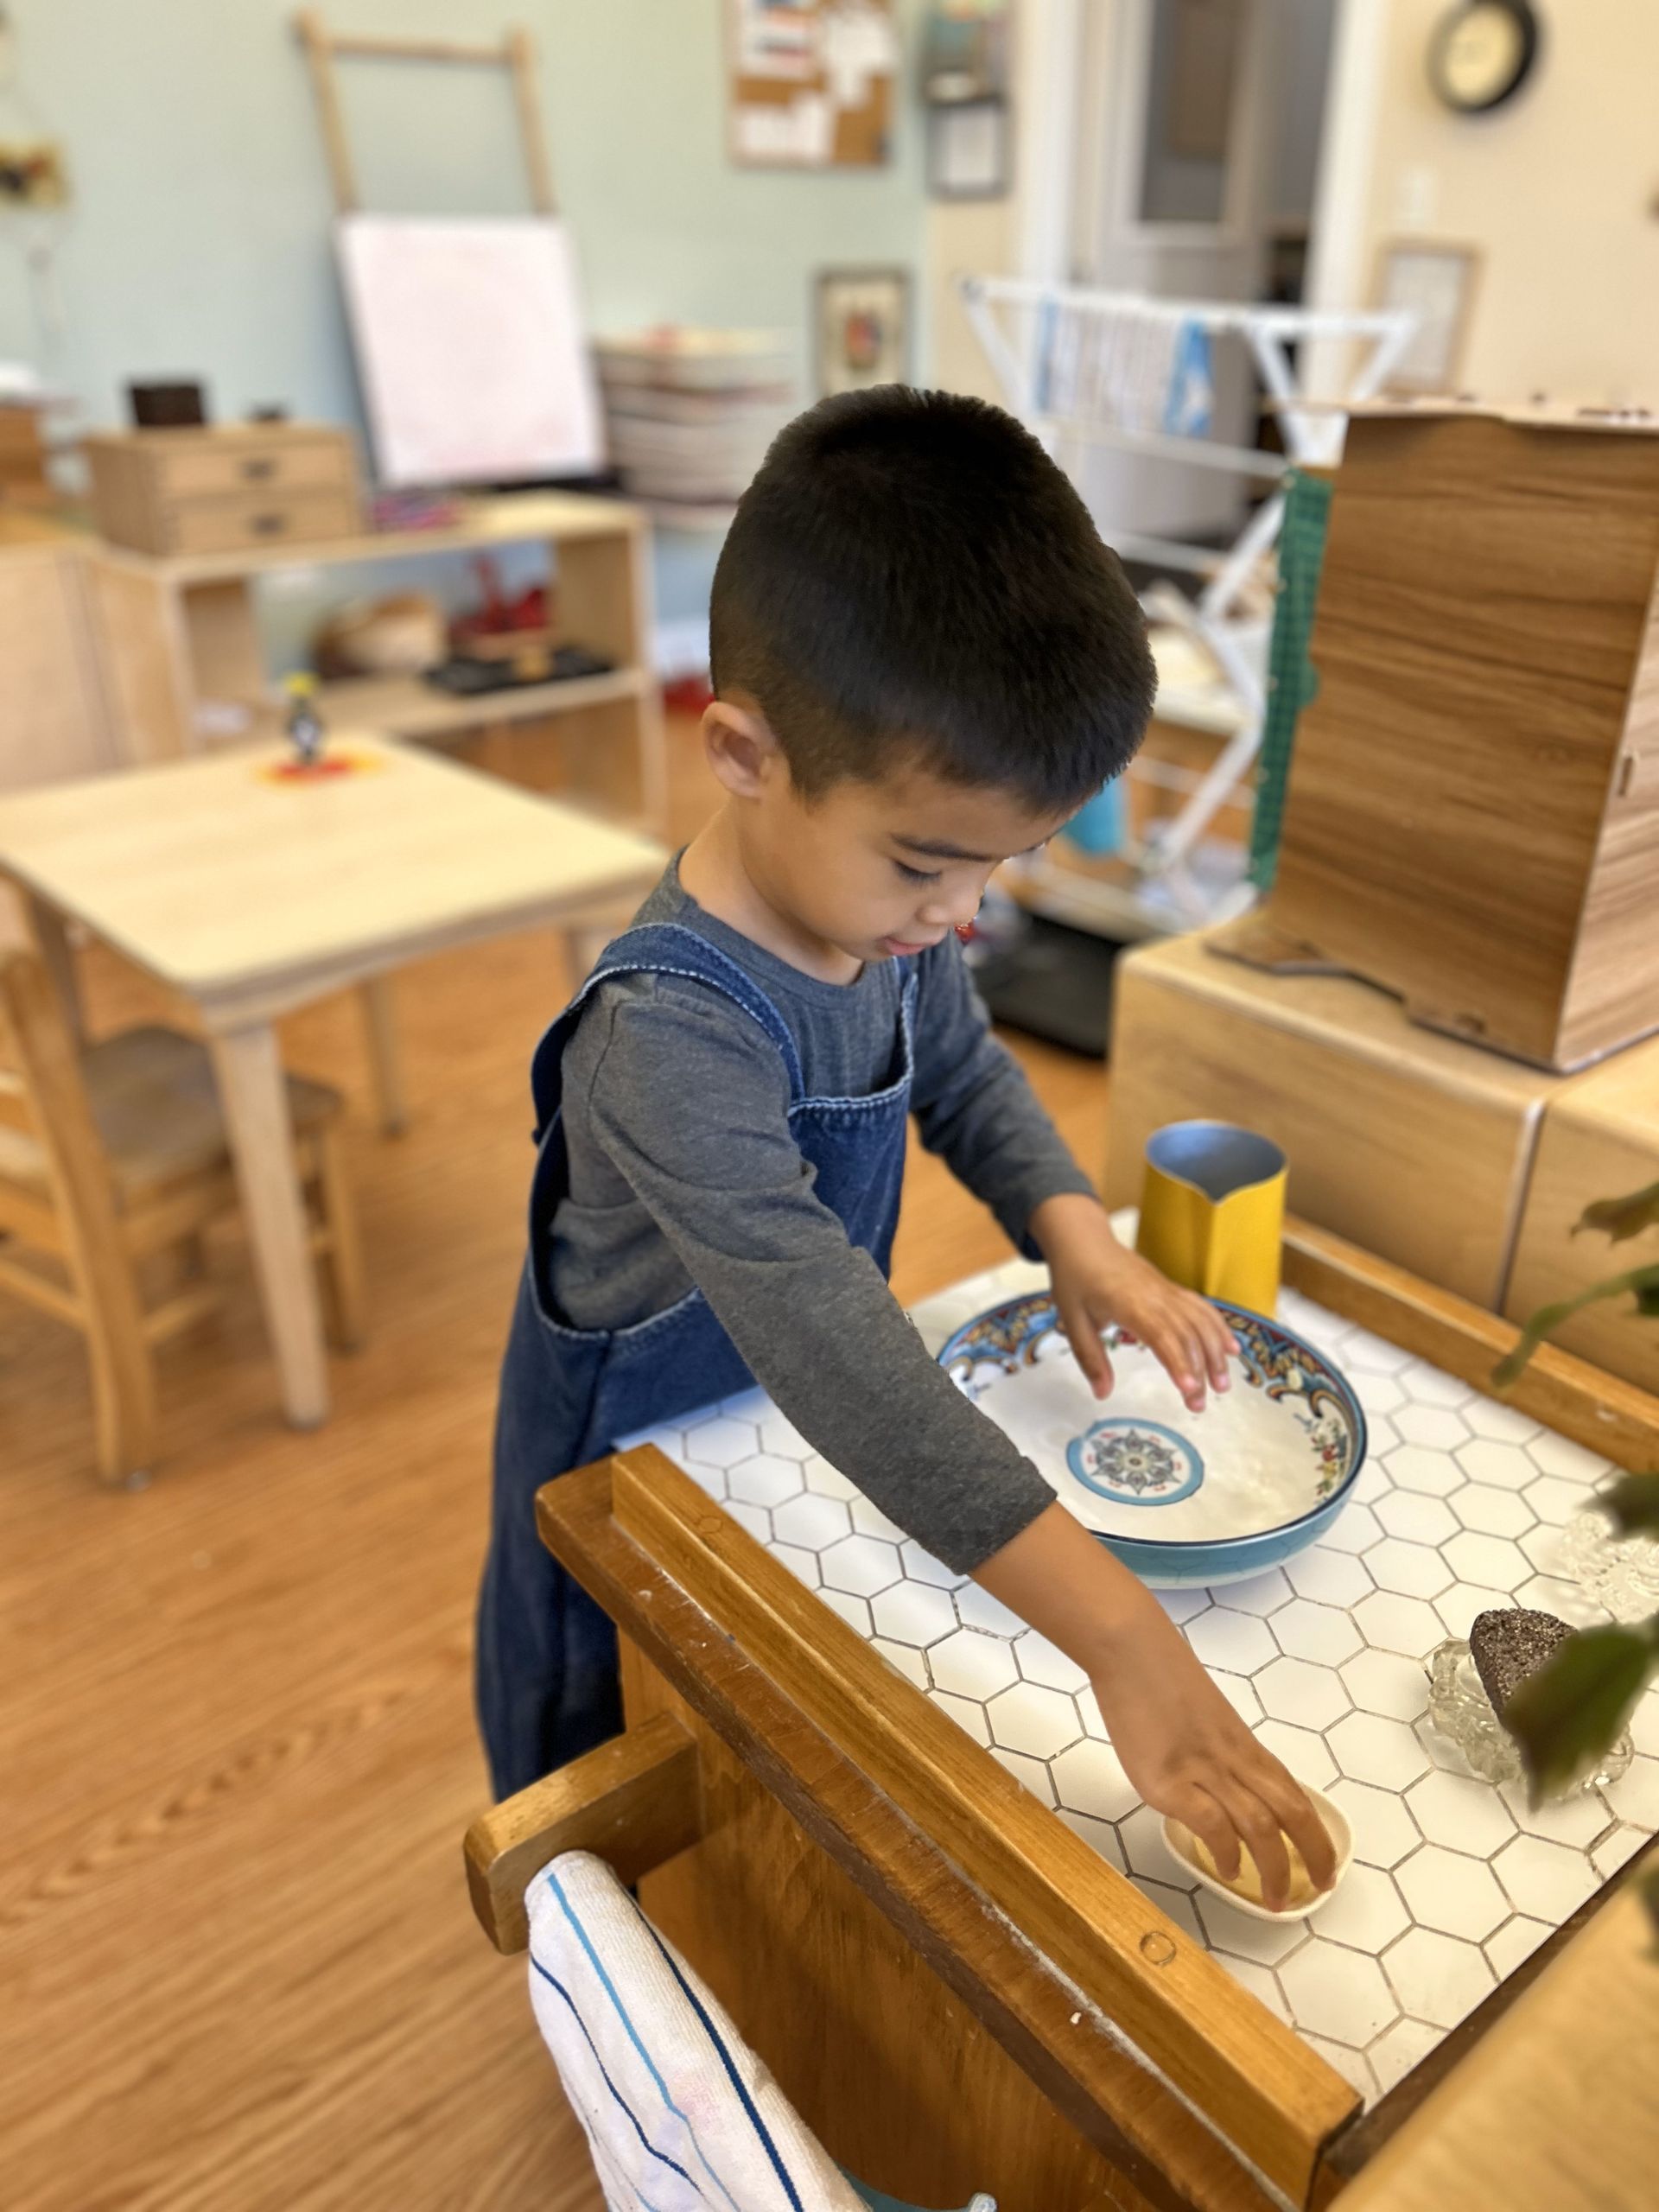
[958,276,1414,937]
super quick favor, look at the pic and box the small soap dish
[1162,1784,1353,1923]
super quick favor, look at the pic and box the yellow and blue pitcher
[1135,1120,1287,1313]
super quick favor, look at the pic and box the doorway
[1066,0,1339,544]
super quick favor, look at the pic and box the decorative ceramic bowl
[937,1294,1366,1587]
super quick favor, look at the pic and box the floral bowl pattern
[938,1294,1367,1586]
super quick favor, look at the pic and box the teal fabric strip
[842,2176,995,2212]
[1249,467,1332,893]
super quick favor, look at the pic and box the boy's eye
[894,860,941,886]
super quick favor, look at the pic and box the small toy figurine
[283,672,326,767]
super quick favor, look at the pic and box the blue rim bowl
[938,1294,1368,1588]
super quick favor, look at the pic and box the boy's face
[705,702,1072,968]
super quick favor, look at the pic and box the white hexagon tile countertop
[627,1255,1659,2108]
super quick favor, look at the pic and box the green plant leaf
[1598,1473,1659,1540]
[1576,1180,1659,1243]
[1492,1262,1659,1390]
[1505,1624,1656,1803]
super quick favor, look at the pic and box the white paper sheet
[336,215,605,489]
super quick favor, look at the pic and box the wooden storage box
[1104,927,1562,1308]
[86,423,361,556]
[1230,403,1659,1072]
[1506,1038,1659,1389]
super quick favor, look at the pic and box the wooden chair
[0,949,364,1485]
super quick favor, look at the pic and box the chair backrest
[0,947,130,1291]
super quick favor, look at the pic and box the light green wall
[0,0,928,631]
[0,0,926,423]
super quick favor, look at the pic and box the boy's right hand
[975,1501,1337,1911]
[1090,1596,1338,1911]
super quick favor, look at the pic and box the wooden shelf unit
[245,664,650,747]
[88,490,668,830]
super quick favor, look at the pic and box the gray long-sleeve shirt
[550,864,1096,1572]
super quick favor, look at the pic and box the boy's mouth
[879,934,941,957]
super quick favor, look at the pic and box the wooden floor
[0,719,1107,2211]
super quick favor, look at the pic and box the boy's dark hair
[709,385,1154,811]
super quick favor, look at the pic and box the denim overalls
[477,921,918,1799]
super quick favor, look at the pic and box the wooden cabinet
[1230,404,1659,1072]
[85,424,361,556]
[1506,1039,1659,1389]
[0,531,116,794]
[1104,928,1560,1310]
[0,403,52,504]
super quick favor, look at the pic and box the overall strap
[529,921,805,1139]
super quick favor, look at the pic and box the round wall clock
[1427,1,1541,114]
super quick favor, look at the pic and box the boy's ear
[701,699,785,799]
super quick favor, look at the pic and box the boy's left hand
[1029,1193,1236,1414]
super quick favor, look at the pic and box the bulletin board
[727,0,898,168]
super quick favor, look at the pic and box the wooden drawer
[164,489,361,556]
[85,425,361,556]
[153,439,352,501]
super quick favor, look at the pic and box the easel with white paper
[294,12,602,488]
[295,10,556,215]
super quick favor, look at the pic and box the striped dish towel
[526,1852,995,2212]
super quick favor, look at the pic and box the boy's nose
[920,890,982,931]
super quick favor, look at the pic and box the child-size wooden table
[468,1229,1659,2208]
[0,734,664,1427]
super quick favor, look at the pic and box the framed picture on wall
[927,99,1010,199]
[815,266,912,396]
[1373,239,1483,393]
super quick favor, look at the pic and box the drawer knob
[251,512,287,536]
[242,457,276,481]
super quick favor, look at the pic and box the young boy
[478,386,1333,1910]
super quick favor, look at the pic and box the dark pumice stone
[1470,1607,1572,1719]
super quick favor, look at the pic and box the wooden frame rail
[294,11,556,214]
[517,1447,1358,2211]
[1282,1216,1659,1474]
[465,1711,702,1954]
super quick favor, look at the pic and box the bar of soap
[1470,1606,1572,1719]
[1191,1831,1319,1910]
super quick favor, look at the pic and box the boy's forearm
[972,1499,1162,1676]
[1028,1188,1114,1259]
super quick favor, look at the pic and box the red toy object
[450,556,553,655]
[266,755,357,782]
[256,747,385,787]
[662,671,714,716]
